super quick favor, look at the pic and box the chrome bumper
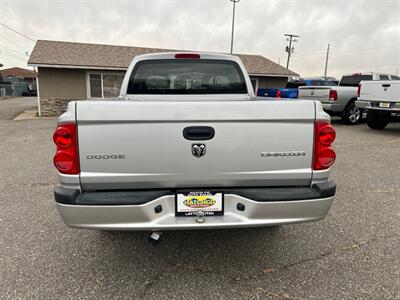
[56,194,334,231]
[355,100,400,112]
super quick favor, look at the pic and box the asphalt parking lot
[1,98,399,299]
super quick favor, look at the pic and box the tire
[366,110,390,130]
[342,101,362,125]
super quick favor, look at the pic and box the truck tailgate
[76,100,316,190]
[360,80,400,102]
[298,87,331,103]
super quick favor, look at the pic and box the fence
[0,82,31,97]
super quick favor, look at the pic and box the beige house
[28,40,298,116]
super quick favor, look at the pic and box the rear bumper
[55,183,336,231]
[355,100,400,112]
[321,102,345,112]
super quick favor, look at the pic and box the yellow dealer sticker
[184,196,216,209]
[176,192,223,216]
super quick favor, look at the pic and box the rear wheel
[342,101,362,125]
[366,110,391,130]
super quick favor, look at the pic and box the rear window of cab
[127,59,247,94]
[339,75,373,87]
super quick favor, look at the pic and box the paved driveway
[0,97,37,120]
[0,104,399,299]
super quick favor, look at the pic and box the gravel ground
[0,98,399,299]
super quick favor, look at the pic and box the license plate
[379,102,390,108]
[176,191,223,216]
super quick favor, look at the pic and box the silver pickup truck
[356,80,400,129]
[298,73,399,125]
[52,52,336,232]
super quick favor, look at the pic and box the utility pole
[324,43,330,77]
[284,34,299,69]
[230,0,240,54]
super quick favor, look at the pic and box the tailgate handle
[382,84,391,88]
[183,126,215,140]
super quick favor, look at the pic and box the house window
[88,73,124,98]
[89,74,102,97]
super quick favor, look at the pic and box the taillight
[276,90,282,98]
[175,53,200,59]
[53,123,79,174]
[329,89,337,101]
[357,84,361,97]
[313,121,336,170]
[53,126,73,148]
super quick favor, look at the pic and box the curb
[14,110,57,121]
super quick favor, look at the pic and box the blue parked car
[257,78,337,99]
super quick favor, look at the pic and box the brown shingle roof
[0,67,37,78]
[28,40,298,76]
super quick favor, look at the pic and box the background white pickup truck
[298,73,400,125]
[356,80,400,129]
[52,52,336,231]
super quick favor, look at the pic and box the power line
[1,48,28,60]
[290,52,326,58]
[4,6,39,38]
[293,61,398,71]
[266,48,325,57]
[267,43,397,63]
[1,45,28,57]
[329,44,397,55]
[0,22,36,42]
[264,15,398,59]
[1,51,28,62]
[296,16,399,38]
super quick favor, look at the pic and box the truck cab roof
[119,52,255,99]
